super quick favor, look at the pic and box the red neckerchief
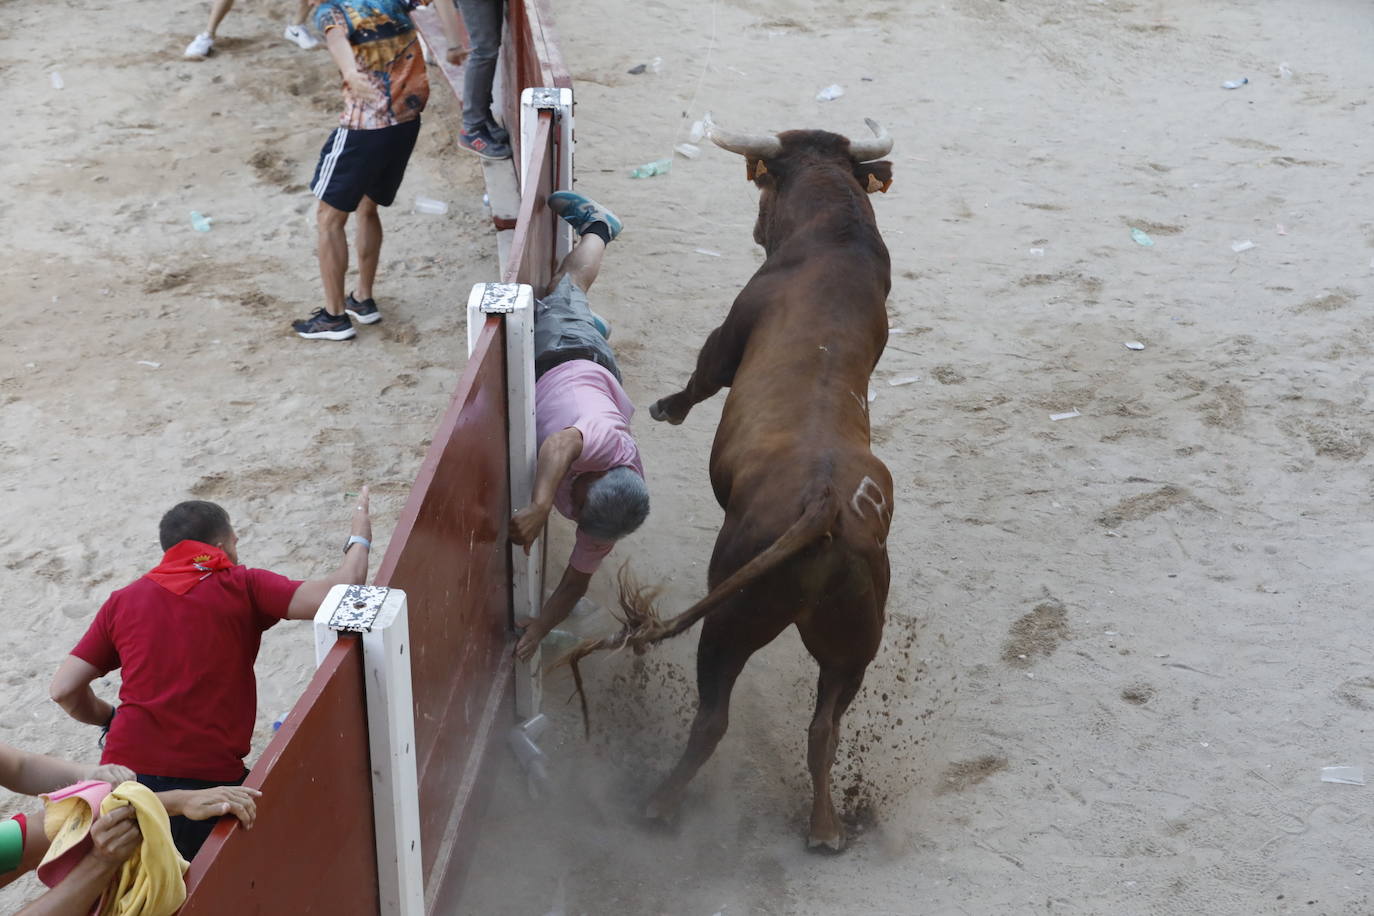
[144,540,234,595]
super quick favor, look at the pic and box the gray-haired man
[510,192,648,661]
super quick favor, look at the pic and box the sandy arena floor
[4,0,1374,914]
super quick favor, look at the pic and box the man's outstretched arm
[510,427,583,551]
[286,486,374,619]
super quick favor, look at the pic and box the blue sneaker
[548,191,623,241]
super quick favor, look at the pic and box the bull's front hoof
[648,399,685,425]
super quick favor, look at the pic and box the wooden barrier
[180,639,378,913]
[177,1,571,911]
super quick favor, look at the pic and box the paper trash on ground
[1050,409,1082,421]
[1320,766,1365,786]
[888,376,920,386]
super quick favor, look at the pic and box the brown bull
[567,119,895,851]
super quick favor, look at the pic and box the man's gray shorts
[533,276,622,383]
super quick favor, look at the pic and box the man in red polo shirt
[49,490,375,860]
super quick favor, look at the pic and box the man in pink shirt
[510,193,649,661]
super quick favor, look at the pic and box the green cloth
[0,816,24,873]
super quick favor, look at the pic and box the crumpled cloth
[97,782,190,916]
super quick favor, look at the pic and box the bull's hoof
[806,829,848,854]
[648,399,685,425]
[642,792,681,828]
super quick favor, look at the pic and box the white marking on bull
[850,476,891,546]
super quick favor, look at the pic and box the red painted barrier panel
[177,0,570,910]
[180,639,377,913]
[374,320,513,900]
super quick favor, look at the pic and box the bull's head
[706,117,894,249]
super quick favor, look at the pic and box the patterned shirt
[314,0,430,130]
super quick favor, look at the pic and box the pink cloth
[535,360,644,573]
[37,780,113,888]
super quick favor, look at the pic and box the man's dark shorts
[137,771,245,861]
[533,276,623,382]
[311,117,422,212]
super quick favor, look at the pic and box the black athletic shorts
[311,117,422,212]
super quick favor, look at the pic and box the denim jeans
[455,0,503,131]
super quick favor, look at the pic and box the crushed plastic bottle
[189,211,212,232]
[674,143,701,159]
[687,120,706,143]
[1130,227,1154,247]
[629,158,672,178]
[815,84,845,101]
[414,196,448,215]
[1221,77,1249,90]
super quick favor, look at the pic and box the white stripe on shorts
[312,128,349,200]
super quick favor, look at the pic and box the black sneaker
[345,293,382,325]
[458,125,512,161]
[292,308,356,340]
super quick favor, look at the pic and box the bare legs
[203,0,234,38]
[548,232,607,296]
[354,196,382,301]
[317,201,350,316]
[317,196,384,314]
[291,0,311,27]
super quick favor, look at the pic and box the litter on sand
[1222,77,1249,89]
[674,143,701,159]
[50,72,64,90]
[1124,341,1145,351]
[867,387,877,403]
[1320,766,1365,786]
[815,84,845,101]
[1050,409,1082,421]
[414,196,448,215]
[1231,240,1255,252]
[694,248,722,257]
[1130,228,1154,247]
[888,376,920,386]
[137,360,161,368]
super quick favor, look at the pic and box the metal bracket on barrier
[465,283,544,719]
[519,86,575,264]
[313,585,423,916]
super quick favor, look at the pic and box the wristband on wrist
[99,707,116,749]
[343,535,372,554]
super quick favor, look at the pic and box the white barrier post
[518,87,575,263]
[467,282,543,719]
[313,584,422,916]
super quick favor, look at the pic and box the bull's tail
[555,486,840,736]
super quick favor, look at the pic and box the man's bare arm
[510,427,584,551]
[49,658,112,728]
[286,486,373,619]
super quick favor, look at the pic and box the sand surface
[4,0,1374,913]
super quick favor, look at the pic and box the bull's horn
[848,118,893,161]
[705,114,783,160]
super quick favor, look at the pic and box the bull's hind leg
[644,604,785,824]
[803,664,866,851]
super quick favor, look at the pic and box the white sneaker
[184,32,214,59]
[283,24,319,50]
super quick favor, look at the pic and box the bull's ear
[855,160,894,194]
[747,158,770,182]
